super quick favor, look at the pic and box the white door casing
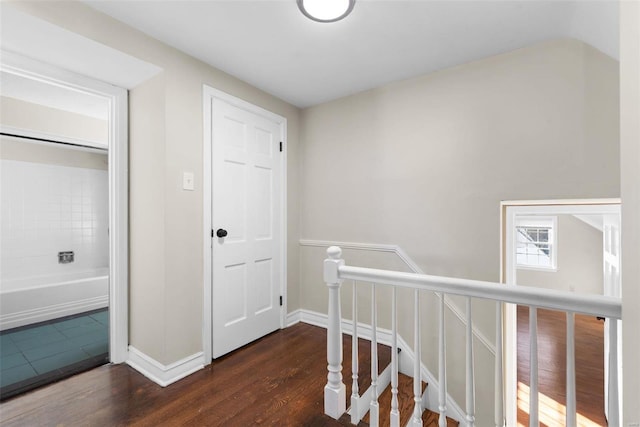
[203,87,286,360]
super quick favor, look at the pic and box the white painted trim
[290,308,465,423]
[126,346,205,387]
[501,200,621,426]
[202,89,213,364]
[0,296,108,331]
[202,85,287,363]
[299,239,496,356]
[286,309,303,327]
[0,125,107,150]
[501,198,621,207]
[1,51,129,364]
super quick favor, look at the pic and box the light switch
[183,172,195,191]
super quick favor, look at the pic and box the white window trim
[515,215,558,272]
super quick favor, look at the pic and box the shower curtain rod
[0,132,108,152]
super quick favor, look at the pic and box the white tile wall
[1,160,108,282]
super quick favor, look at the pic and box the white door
[211,97,283,358]
[603,214,622,420]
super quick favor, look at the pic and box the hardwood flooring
[517,306,606,427]
[0,323,400,426]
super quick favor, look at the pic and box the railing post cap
[327,246,342,260]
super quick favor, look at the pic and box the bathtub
[0,268,109,331]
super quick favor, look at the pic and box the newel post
[324,246,346,419]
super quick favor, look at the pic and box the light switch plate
[183,172,195,191]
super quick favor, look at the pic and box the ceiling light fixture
[297,0,356,23]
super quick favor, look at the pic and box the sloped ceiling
[85,0,618,108]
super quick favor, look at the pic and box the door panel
[211,98,282,358]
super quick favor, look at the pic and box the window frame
[515,215,558,271]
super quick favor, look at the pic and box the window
[515,216,557,270]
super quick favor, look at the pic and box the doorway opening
[501,199,621,426]
[0,52,128,399]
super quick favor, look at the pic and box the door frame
[500,198,621,426]
[202,85,287,363]
[0,51,129,363]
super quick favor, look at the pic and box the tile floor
[0,309,108,397]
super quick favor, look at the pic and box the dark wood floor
[517,306,606,427]
[0,323,397,426]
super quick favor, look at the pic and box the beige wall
[299,39,619,425]
[620,1,640,424]
[517,215,603,295]
[5,1,301,365]
[0,96,108,144]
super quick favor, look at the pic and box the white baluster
[439,294,447,427]
[607,318,620,426]
[351,280,360,425]
[465,297,476,427]
[390,287,400,427]
[566,312,576,427]
[495,302,504,427]
[324,246,346,419]
[370,284,379,427]
[529,307,539,427]
[411,289,423,426]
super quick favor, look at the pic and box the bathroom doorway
[0,53,128,399]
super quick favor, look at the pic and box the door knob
[216,228,228,238]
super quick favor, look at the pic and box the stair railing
[323,246,622,427]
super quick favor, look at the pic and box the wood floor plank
[517,306,606,427]
[0,323,392,427]
[362,372,417,426]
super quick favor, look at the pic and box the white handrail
[323,246,622,425]
[337,265,621,319]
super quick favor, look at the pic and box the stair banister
[351,280,360,424]
[529,307,539,427]
[323,246,622,425]
[566,312,576,427]
[370,283,380,426]
[390,287,400,426]
[411,289,423,426]
[324,246,346,419]
[465,297,476,427]
[438,294,447,427]
[494,302,505,427]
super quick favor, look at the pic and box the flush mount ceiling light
[297,0,356,23]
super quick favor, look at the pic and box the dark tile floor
[0,309,108,398]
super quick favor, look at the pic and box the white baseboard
[0,296,108,331]
[288,308,465,423]
[127,346,205,387]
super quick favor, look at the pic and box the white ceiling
[85,0,619,108]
